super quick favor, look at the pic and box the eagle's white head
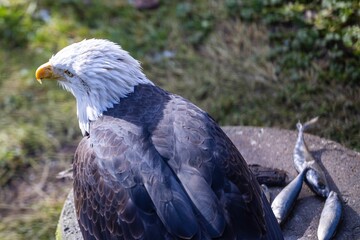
[36,39,153,135]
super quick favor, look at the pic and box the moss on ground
[0,200,63,240]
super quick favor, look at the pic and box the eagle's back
[73,84,283,239]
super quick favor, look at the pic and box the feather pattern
[73,84,283,239]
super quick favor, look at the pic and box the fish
[261,184,271,203]
[317,191,342,240]
[271,166,309,225]
[293,117,330,198]
[293,117,319,172]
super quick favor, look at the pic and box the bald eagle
[36,39,283,240]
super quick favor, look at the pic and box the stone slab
[57,190,82,240]
[58,126,360,239]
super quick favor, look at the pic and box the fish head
[306,169,330,198]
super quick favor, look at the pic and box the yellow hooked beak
[35,62,59,84]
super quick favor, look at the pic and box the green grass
[0,0,359,238]
[0,199,64,240]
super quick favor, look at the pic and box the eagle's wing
[74,118,202,240]
[151,95,283,239]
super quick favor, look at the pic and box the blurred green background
[0,0,359,239]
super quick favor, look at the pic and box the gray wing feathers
[177,166,226,237]
[152,97,268,238]
[139,148,199,238]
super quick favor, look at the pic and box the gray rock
[57,190,82,240]
[58,126,360,239]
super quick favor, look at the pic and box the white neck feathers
[50,39,153,135]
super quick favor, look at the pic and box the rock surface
[57,190,82,240]
[57,126,360,240]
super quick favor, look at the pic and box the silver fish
[271,167,308,225]
[317,191,342,240]
[261,184,271,203]
[293,117,330,198]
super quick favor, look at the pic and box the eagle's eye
[64,70,74,77]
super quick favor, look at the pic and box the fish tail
[302,116,319,132]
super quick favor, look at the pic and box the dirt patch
[0,145,76,239]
